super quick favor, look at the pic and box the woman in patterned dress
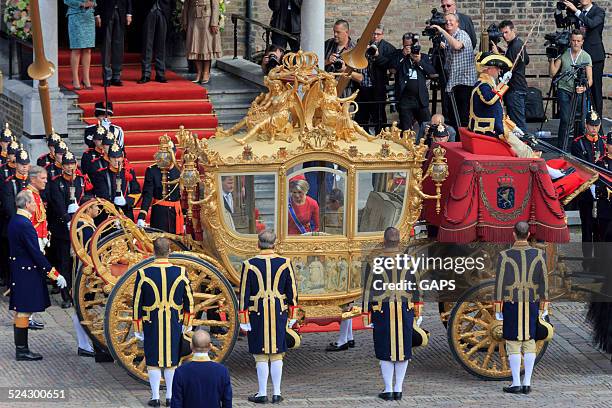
[64,0,96,90]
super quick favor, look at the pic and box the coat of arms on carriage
[496,174,515,209]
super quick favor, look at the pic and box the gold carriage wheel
[447,280,548,380]
[74,265,109,348]
[104,252,240,384]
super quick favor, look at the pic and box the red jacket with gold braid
[27,185,48,239]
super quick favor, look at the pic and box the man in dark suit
[378,33,436,131]
[356,24,396,135]
[95,0,133,86]
[268,0,301,52]
[138,0,176,84]
[557,0,606,117]
[171,330,232,408]
[9,189,67,361]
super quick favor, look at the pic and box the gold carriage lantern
[154,134,175,196]
[181,152,199,218]
[428,146,449,214]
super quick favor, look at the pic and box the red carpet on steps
[57,50,218,183]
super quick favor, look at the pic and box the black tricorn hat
[95,101,113,116]
[108,143,124,158]
[102,131,116,146]
[477,52,513,70]
[15,149,30,165]
[62,151,77,165]
[7,141,21,156]
[55,141,68,155]
[586,110,601,127]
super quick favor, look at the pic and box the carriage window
[356,171,407,233]
[219,174,276,235]
[287,163,347,236]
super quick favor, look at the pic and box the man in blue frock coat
[171,330,232,408]
[9,189,67,361]
[239,230,299,404]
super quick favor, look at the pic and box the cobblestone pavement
[0,295,610,408]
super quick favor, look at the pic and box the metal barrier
[230,14,299,62]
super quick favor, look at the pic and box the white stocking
[347,318,354,341]
[147,368,162,400]
[256,361,269,397]
[71,313,93,352]
[547,165,565,179]
[393,361,409,392]
[508,354,522,386]
[336,319,349,346]
[163,368,175,400]
[270,359,283,396]
[523,353,536,386]
[380,360,394,392]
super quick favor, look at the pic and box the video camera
[486,24,503,46]
[555,0,580,28]
[556,0,580,11]
[422,8,446,38]
[544,31,571,59]
[366,43,378,58]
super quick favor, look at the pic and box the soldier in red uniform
[26,166,49,252]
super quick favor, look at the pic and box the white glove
[512,126,525,137]
[67,222,71,231]
[416,316,423,327]
[288,319,297,328]
[366,323,374,328]
[501,71,512,84]
[182,325,192,334]
[114,195,127,206]
[240,323,252,332]
[67,203,79,214]
[134,332,144,341]
[38,238,47,252]
[56,275,67,289]
[137,219,146,228]
[495,312,504,321]
[590,184,597,199]
[541,309,549,318]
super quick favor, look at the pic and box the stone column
[300,0,325,69]
[22,0,67,159]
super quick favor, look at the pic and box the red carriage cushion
[459,128,517,157]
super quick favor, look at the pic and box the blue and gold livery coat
[468,72,509,137]
[494,243,548,341]
[362,251,422,362]
[132,259,194,367]
[239,250,299,355]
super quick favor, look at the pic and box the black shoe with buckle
[271,395,283,403]
[522,386,531,394]
[137,76,151,84]
[348,340,355,348]
[110,79,123,86]
[155,76,168,83]
[393,392,402,400]
[28,320,44,330]
[147,399,160,407]
[503,385,523,394]
[78,347,95,357]
[248,394,268,404]
[378,392,394,401]
[326,342,349,351]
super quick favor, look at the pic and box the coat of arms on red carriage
[497,174,515,209]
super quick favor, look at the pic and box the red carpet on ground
[57,50,217,184]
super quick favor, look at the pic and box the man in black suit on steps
[556,0,606,117]
[95,0,132,87]
[138,0,176,84]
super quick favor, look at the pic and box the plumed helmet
[47,131,62,147]
[62,150,77,165]
[15,149,30,165]
[7,140,21,156]
[1,123,14,143]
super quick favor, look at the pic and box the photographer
[432,13,477,135]
[491,20,530,132]
[549,29,593,147]
[268,0,302,52]
[324,20,363,97]
[378,33,436,132]
[356,24,396,134]
[556,0,605,116]
[440,0,477,50]
[261,44,285,75]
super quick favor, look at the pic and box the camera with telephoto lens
[267,54,281,70]
[422,8,446,38]
[486,24,503,45]
[366,43,378,58]
[556,0,580,11]
[409,34,421,54]
[544,30,570,59]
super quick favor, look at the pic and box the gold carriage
[69,51,449,383]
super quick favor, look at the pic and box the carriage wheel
[103,252,239,384]
[447,280,549,380]
[74,228,188,349]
